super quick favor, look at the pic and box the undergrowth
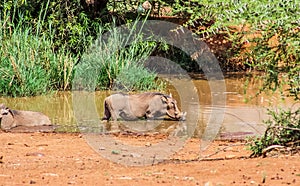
[0,9,75,97]
[73,19,165,92]
[0,1,164,96]
[248,108,300,157]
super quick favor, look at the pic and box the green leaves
[1,0,104,55]
[248,108,300,157]
[173,0,300,157]
[173,0,299,101]
[75,20,164,92]
[0,17,76,97]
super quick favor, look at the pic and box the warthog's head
[0,104,10,119]
[161,94,186,121]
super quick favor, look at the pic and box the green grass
[0,22,76,97]
[74,19,165,92]
[0,5,163,97]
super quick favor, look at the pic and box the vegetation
[0,1,299,153]
[74,19,164,91]
[169,0,300,156]
[0,0,162,96]
[249,108,300,157]
[0,3,75,97]
[0,0,107,54]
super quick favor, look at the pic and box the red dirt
[0,132,299,186]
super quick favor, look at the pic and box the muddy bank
[0,132,299,185]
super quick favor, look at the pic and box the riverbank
[0,132,299,185]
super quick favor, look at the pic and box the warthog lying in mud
[102,92,186,121]
[0,104,52,131]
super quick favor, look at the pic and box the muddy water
[0,74,294,138]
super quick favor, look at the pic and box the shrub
[0,11,75,96]
[73,20,164,91]
[0,0,105,54]
[248,108,300,157]
[171,0,300,155]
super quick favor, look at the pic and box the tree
[172,0,300,156]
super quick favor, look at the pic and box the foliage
[0,20,76,97]
[74,20,165,92]
[172,0,300,156]
[0,0,165,96]
[172,0,300,97]
[0,0,108,54]
[246,24,300,100]
[0,0,76,97]
[248,108,300,157]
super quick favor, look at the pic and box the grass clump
[0,0,76,97]
[1,14,163,96]
[74,20,164,92]
[0,23,75,97]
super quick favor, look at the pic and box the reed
[0,15,76,97]
[75,19,164,92]
[1,1,163,97]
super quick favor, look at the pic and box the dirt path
[0,132,299,185]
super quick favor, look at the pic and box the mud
[0,132,299,185]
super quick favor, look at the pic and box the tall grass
[74,20,164,92]
[1,1,164,97]
[0,6,76,97]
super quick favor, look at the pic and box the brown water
[0,74,295,139]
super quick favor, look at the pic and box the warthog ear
[161,95,168,103]
[0,104,8,114]
[8,108,15,117]
[0,104,14,118]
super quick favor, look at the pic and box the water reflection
[0,75,294,138]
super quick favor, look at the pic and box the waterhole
[0,74,293,139]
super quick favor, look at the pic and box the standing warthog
[102,92,186,121]
[0,104,52,131]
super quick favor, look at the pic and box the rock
[250,180,256,184]
[145,142,151,147]
[29,180,36,184]
[118,176,132,180]
[111,150,120,155]
[99,147,106,150]
[26,152,45,157]
[183,176,194,181]
[225,155,236,159]
[204,181,213,186]
[130,153,141,158]
[42,173,59,177]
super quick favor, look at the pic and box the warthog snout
[175,111,187,121]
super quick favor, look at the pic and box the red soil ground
[0,132,299,185]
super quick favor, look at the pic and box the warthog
[0,104,52,131]
[102,92,186,121]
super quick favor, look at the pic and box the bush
[172,0,300,156]
[0,1,163,96]
[0,0,107,54]
[172,0,300,157]
[0,1,76,97]
[0,23,75,97]
[172,0,300,96]
[248,108,300,157]
[73,20,164,91]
